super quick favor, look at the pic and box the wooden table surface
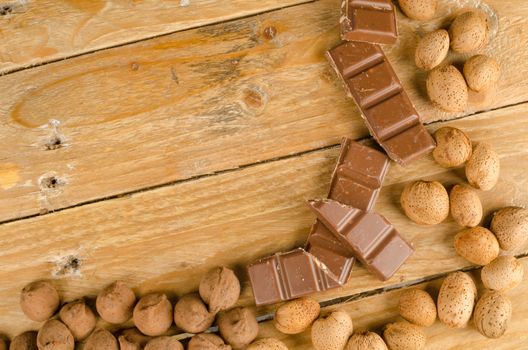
[0,0,527,348]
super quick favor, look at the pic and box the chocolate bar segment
[326,41,435,165]
[247,248,340,306]
[341,0,398,44]
[307,199,414,281]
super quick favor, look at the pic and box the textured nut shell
[449,10,489,53]
[437,272,477,328]
[481,255,524,291]
[490,207,528,250]
[174,293,214,333]
[274,298,320,335]
[10,331,38,350]
[400,180,449,225]
[36,320,74,350]
[464,55,500,91]
[466,142,500,191]
[398,289,436,327]
[118,328,151,350]
[474,291,512,338]
[311,311,353,350]
[188,333,232,350]
[59,299,96,341]
[96,281,136,324]
[144,337,184,350]
[426,65,468,112]
[218,307,258,349]
[84,329,119,350]
[20,281,60,322]
[415,29,449,70]
[383,322,426,350]
[199,267,240,313]
[133,293,173,336]
[433,127,472,167]
[399,0,437,20]
[346,332,387,350]
[454,226,500,265]
[450,185,482,227]
[247,338,288,350]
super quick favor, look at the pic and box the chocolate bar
[341,0,398,44]
[306,139,390,283]
[247,248,340,306]
[326,41,435,165]
[307,199,414,281]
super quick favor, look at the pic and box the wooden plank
[257,257,528,350]
[1,0,528,222]
[0,103,527,336]
[0,0,311,74]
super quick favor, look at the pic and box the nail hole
[0,5,12,15]
[45,137,63,150]
[53,255,83,277]
[40,176,62,189]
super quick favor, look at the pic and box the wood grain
[0,103,527,336]
[257,257,528,350]
[0,0,311,74]
[1,0,528,222]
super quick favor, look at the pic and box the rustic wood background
[0,0,526,348]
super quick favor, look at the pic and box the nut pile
[5,266,284,349]
[409,1,501,112]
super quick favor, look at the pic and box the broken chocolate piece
[341,0,398,44]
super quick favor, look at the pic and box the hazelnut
[481,255,524,291]
[465,142,500,191]
[188,333,231,350]
[274,298,320,334]
[59,299,96,340]
[96,281,136,324]
[490,207,528,251]
[199,267,240,313]
[144,337,184,350]
[454,226,500,265]
[20,281,60,322]
[174,293,215,333]
[84,329,119,350]
[133,293,173,336]
[311,311,353,350]
[9,331,38,350]
[383,322,426,350]
[400,180,449,225]
[474,291,512,338]
[346,332,387,350]
[36,320,74,350]
[398,289,436,327]
[247,338,288,350]
[399,0,437,21]
[437,272,477,328]
[426,65,468,112]
[432,127,472,167]
[449,10,489,53]
[217,307,258,349]
[415,29,449,70]
[464,55,500,92]
[449,185,482,227]
[118,328,151,350]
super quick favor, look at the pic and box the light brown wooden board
[0,0,311,74]
[257,257,528,350]
[0,103,527,336]
[1,0,528,222]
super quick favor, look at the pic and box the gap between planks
[1,98,526,227]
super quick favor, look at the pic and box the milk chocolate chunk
[341,0,398,44]
[307,199,414,280]
[326,42,435,165]
[247,248,340,306]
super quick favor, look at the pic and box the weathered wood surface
[0,103,527,336]
[1,0,528,222]
[257,257,528,350]
[0,0,311,74]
